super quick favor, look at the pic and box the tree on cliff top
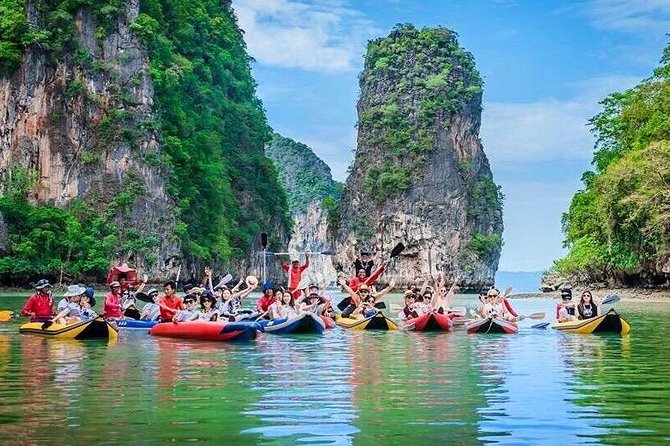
[558,40,670,285]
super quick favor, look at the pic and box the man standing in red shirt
[20,279,54,322]
[280,254,309,299]
[158,280,184,322]
[103,281,123,319]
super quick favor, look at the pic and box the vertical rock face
[266,134,340,286]
[335,25,503,288]
[0,2,179,278]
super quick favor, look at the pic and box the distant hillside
[495,271,542,293]
[266,134,342,213]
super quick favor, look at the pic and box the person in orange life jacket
[577,290,598,319]
[279,254,309,298]
[353,250,375,277]
[158,281,184,322]
[556,288,578,322]
[21,279,54,322]
[256,281,277,313]
[103,281,123,319]
[347,259,389,292]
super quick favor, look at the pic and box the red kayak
[149,320,260,341]
[403,312,453,332]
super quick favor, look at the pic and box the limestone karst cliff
[334,24,503,289]
[0,0,290,283]
[266,134,341,286]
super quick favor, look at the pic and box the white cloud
[481,75,640,166]
[232,0,380,72]
[557,0,670,33]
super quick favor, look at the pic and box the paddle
[532,322,550,329]
[41,319,54,330]
[0,310,13,322]
[271,250,336,256]
[213,273,234,290]
[390,242,405,258]
[374,301,387,310]
[602,294,620,306]
[517,312,545,320]
[136,291,152,303]
[261,232,268,284]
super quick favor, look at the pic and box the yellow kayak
[552,309,631,335]
[19,316,118,341]
[335,312,398,330]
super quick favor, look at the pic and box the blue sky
[232,0,670,272]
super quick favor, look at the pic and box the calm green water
[1,292,669,445]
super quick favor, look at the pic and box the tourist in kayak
[299,288,327,315]
[80,291,97,320]
[103,281,123,320]
[430,276,459,314]
[173,295,199,322]
[577,290,598,319]
[398,290,419,320]
[279,254,310,298]
[350,294,379,319]
[57,288,81,313]
[353,250,375,277]
[218,282,257,320]
[481,288,515,321]
[338,278,395,318]
[21,279,54,322]
[556,288,578,322]
[140,288,161,321]
[51,285,87,325]
[268,291,297,320]
[256,281,277,313]
[196,293,219,321]
[347,260,389,292]
[158,280,184,323]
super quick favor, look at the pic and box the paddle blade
[390,242,406,258]
[261,233,268,249]
[321,250,336,256]
[374,301,387,309]
[41,320,54,330]
[527,312,546,320]
[136,292,152,303]
[602,295,620,306]
[0,310,13,322]
[220,273,233,285]
[532,322,550,329]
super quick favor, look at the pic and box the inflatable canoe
[149,320,260,341]
[116,319,158,330]
[259,313,325,334]
[552,309,631,335]
[19,316,118,341]
[403,312,453,332]
[465,317,518,334]
[335,312,398,330]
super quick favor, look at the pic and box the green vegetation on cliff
[358,23,483,202]
[265,134,342,213]
[0,0,290,281]
[557,42,670,284]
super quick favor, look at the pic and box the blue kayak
[116,319,158,330]
[258,313,326,335]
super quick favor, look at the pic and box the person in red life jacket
[348,260,388,292]
[158,280,184,322]
[103,281,123,319]
[353,250,375,277]
[20,279,54,322]
[279,254,309,299]
[256,281,276,313]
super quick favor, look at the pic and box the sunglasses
[184,299,195,304]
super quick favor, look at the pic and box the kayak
[403,312,453,331]
[335,312,398,330]
[465,317,518,334]
[552,309,631,335]
[259,313,325,334]
[116,319,158,330]
[149,320,261,341]
[19,316,118,341]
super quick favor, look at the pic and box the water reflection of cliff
[242,332,357,445]
[349,331,485,444]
